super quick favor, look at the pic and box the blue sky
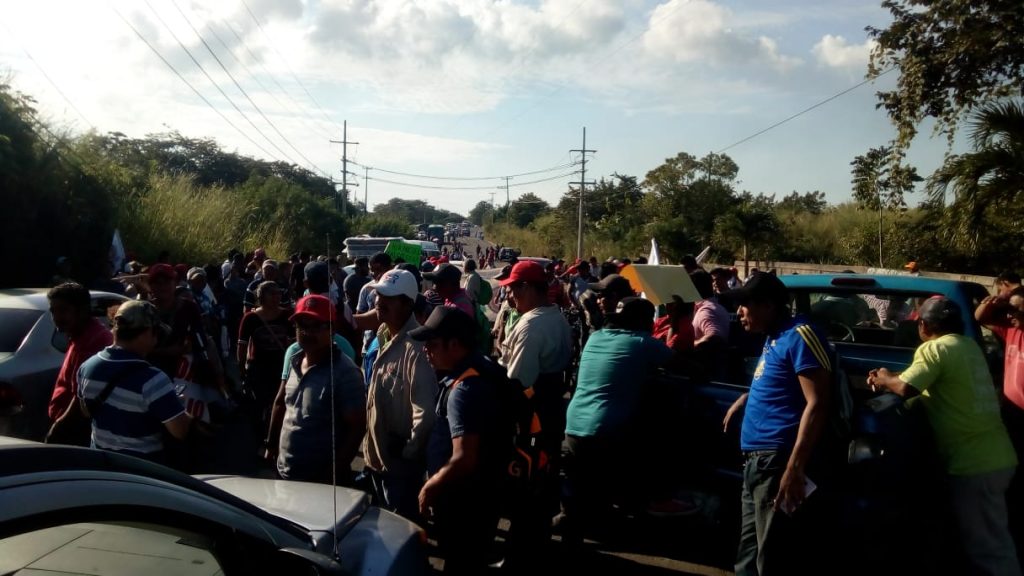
[0,0,957,215]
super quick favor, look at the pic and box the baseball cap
[304,261,329,283]
[114,300,170,338]
[499,261,547,286]
[609,296,656,331]
[721,271,788,306]
[147,263,176,281]
[588,274,635,298]
[409,306,478,342]
[186,267,206,281]
[369,269,419,300]
[290,294,334,324]
[423,262,461,284]
[495,264,513,281]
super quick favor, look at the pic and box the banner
[385,240,422,264]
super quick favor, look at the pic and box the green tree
[508,193,550,228]
[776,191,827,215]
[850,146,921,210]
[927,99,1024,252]
[713,193,781,275]
[868,0,1024,149]
[642,152,738,258]
[468,200,493,225]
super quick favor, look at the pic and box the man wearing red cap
[268,295,366,485]
[498,260,572,563]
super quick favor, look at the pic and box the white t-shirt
[500,305,572,388]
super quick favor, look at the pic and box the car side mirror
[276,547,348,576]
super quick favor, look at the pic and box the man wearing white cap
[363,269,437,521]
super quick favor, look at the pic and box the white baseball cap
[369,269,418,300]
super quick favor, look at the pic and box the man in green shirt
[869,296,1019,576]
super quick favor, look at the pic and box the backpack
[457,357,549,496]
[475,273,493,306]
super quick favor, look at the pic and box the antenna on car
[327,233,339,559]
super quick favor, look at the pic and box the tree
[927,99,1024,251]
[713,193,781,275]
[643,152,739,256]
[776,191,827,215]
[508,193,550,228]
[468,200,493,226]
[850,146,921,210]
[868,0,1024,149]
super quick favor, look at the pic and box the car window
[790,290,938,348]
[0,309,45,353]
[0,521,223,576]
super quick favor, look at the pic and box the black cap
[588,274,635,298]
[608,296,656,331]
[721,272,788,306]
[304,261,329,283]
[495,264,513,281]
[409,306,478,341]
[423,262,461,284]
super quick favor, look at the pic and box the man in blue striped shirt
[78,300,191,464]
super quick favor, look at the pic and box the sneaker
[646,497,700,518]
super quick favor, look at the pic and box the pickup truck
[655,274,993,572]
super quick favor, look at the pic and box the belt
[743,449,780,459]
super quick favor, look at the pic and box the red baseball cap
[499,261,547,286]
[147,263,176,281]
[290,294,334,324]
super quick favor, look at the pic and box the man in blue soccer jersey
[722,272,832,576]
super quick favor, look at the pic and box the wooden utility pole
[364,165,370,215]
[502,176,512,225]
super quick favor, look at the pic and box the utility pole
[329,120,358,216]
[488,191,496,227]
[364,166,370,215]
[502,176,512,225]
[570,127,596,260]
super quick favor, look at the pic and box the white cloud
[812,34,876,69]
[641,0,802,71]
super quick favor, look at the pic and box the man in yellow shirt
[869,296,1019,576]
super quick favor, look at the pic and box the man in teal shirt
[869,296,1019,576]
[561,297,675,544]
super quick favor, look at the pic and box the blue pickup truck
[657,274,994,571]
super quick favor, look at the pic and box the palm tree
[928,100,1024,251]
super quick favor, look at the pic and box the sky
[0,0,958,216]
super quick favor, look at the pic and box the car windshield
[0,309,44,354]
[790,290,939,348]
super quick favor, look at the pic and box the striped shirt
[77,346,185,457]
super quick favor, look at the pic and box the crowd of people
[39,247,1024,574]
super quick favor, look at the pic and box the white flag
[649,238,661,266]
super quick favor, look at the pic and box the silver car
[0,289,128,440]
[0,437,430,575]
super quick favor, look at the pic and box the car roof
[781,274,983,294]
[0,441,311,541]
[0,289,128,311]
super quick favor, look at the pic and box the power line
[169,0,326,175]
[240,0,343,134]
[1,20,94,130]
[368,170,580,191]
[716,68,896,154]
[218,18,336,143]
[142,0,297,164]
[349,160,580,181]
[110,5,279,160]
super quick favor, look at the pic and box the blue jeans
[736,450,807,576]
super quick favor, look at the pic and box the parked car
[661,274,993,572]
[0,437,430,575]
[497,248,520,261]
[0,289,128,441]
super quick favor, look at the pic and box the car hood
[200,475,370,537]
